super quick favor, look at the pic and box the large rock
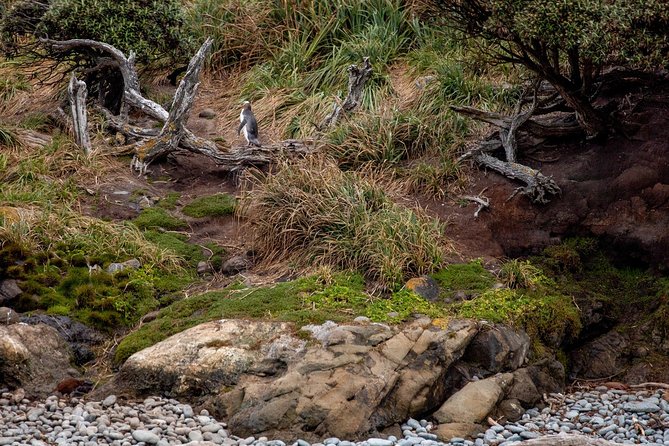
[432,373,514,424]
[21,314,104,365]
[117,318,479,440]
[461,324,530,374]
[570,331,628,379]
[119,320,304,395]
[0,279,22,305]
[0,323,80,396]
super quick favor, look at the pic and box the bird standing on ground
[237,101,261,147]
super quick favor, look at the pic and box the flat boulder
[0,323,80,397]
[119,320,304,395]
[433,373,514,424]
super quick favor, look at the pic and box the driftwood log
[42,38,373,173]
[67,74,91,154]
[509,434,620,446]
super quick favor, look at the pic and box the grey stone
[197,261,212,275]
[132,430,160,444]
[0,307,20,325]
[0,279,22,304]
[199,109,217,119]
[102,395,117,407]
[367,439,393,446]
[221,255,250,275]
[623,402,661,413]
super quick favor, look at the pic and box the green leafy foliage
[1,0,192,62]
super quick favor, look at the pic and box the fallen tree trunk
[43,37,330,172]
[132,38,211,174]
[451,105,582,139]
[475,152,560,204]
[67,74,91,154]
[452,85,571,204]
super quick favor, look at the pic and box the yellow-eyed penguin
[237,101,261,147]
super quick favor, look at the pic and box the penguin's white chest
[240,111,249,140]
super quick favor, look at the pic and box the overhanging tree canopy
[430,0,669,139]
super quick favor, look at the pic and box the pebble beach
[1,387,668,446]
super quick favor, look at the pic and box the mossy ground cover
[182,193,236,218]
[132,208,189,231]
[0,240,193,330]
[114,271,447,363]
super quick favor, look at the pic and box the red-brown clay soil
[430,78,669,270]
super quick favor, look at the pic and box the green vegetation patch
[431,260,496,299]
[157,192,181,210]
[0,239,193,331]
[453,288,582,347]
[133,208,188,231]
[115,270,442,364]
[182,193,236,218]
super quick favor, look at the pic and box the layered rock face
[118,318,479,439]
[116,318,560,441]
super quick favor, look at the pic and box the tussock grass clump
[242,157,450,288]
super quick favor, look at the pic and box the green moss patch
[182,193,236,218]
[453,288,581,346]
[431,260,496,298]
[114,271,443,364]
[0,239,193,332]
[143,230,204,266]
[133,207,188,231]
[157,192,181,210]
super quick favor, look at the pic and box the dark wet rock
[461,324,530,374]
[221,255,250,275]
[0,279,22,305]
[570,331,628,379]
[405,276,440,301]
[21,314,105,365]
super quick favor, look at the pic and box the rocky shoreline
[2,386,668,446]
